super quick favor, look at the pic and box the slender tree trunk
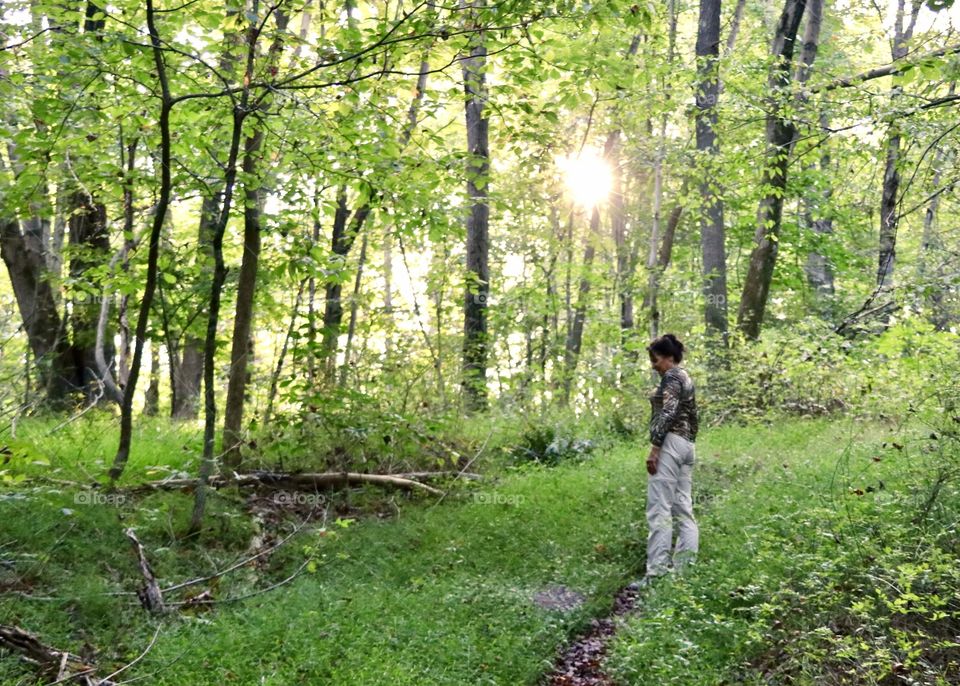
[611,140,633,347]
[696,0,729,349]
[383,231,395,362]
[918,117,951,330]
[877,0,921,293]
[461,0,490,413]
[109,0,173,481]
[143,343,160,416]
[726,0,748,54]
[321,57,429,382]
[117,135,138,387]
[563,205,601,405]
[803,110,835,305]
[222,9,288,468]
[189,10,258,536]
[264,279,306,424]
[339,231,368,388]
[736,0,809,340]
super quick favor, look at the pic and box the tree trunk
[695,0,729,349]
[383,230,395,362]
[736,0,809,340]
[189,9,260,535]
[222,9,288,469]
[461,0,490,413]
[339,230,368,388]
[611,138,633,346]
[222,127,265,468]
[110,0,173,481]
[562,205,601,405]
[264,279,306,424]
[0,219,76,404]
[803,110,836,306]
[171,195,218,420]
[143,343,160,416]
[918,115,951,330]
[877,0,921,293]
[67,191,113,403]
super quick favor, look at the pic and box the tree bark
[222,9,289,469]
[0,219,76,404]
[562,205,602,405]
[736,0,809,340]
[339,230,368,387]
[918,110,952,330]
[877,0,921,292]
[696,0,730,349]
[461,0,490,413]
[67,191,113,403]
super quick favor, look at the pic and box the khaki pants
[646,432,699,577]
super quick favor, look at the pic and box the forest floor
[1,415,958,684]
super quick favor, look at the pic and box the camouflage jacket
[648,367,699,447]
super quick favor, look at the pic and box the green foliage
[509,421,596,466]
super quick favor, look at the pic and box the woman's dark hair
[647,333,685,363]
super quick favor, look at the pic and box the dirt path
[544,583,644,685]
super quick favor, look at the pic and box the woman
[639,333,699,585]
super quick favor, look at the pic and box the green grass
[1,418,650,685]
[2,415,957,684]
[606,417,960,685]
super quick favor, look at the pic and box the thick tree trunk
[736,0,809,340]
[695,0,729,349]
[67,191,113,402]
[461,0,490,413]
[0,219,76,404]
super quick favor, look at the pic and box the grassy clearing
[2,415,957,684]
[1,416,649,685]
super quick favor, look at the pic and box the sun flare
[557,149,613,208]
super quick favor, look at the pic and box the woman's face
[649,352,674,375]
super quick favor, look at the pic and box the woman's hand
[646,446,660,475]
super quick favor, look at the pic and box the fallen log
[129,471,444,496]
[0,624,117,685]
